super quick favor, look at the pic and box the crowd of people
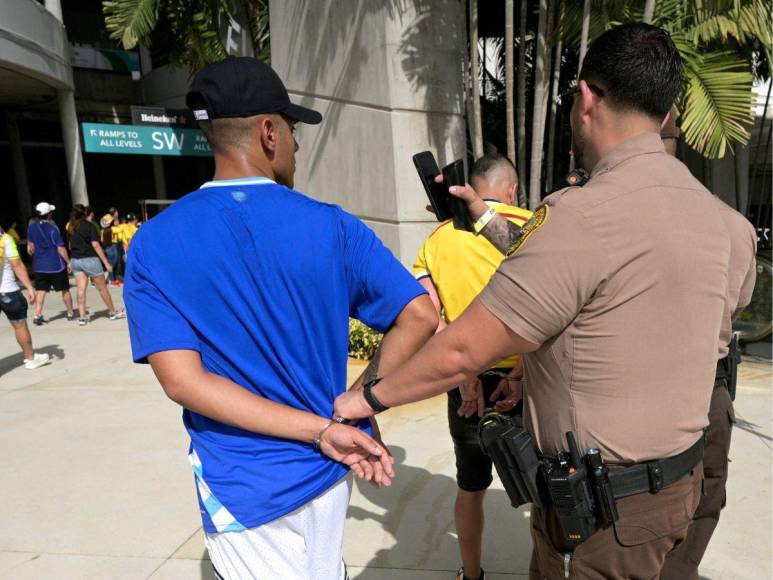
[0,203,139,371]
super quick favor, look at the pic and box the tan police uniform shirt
[714,199,757,357]
[480,132,730,464]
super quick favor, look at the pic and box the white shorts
[205,475,352,580]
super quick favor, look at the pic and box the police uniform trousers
[660,385,734,580]
[528,464,703,579]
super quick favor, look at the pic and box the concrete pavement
[0,286,771,579]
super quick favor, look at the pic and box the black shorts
[0,290,28,322]
[447,369,522,492]
[34,270,70,292]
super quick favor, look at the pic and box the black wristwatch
[362,378,389,413]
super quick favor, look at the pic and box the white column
[5,114,32,219]
[269,0,466,266]
[44,0,63,22]
[46,0,88,206]
[58,89,89,206]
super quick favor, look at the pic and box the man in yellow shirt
[120,213,139,251]
[412,153,531,580]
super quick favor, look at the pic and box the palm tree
[578,0,591,72]
[506,0,516,166]
[545,3,564,191]
[103,0,270,72]
[516,0,529,206]
[528,0,556,209]
[558,0,770,159]
[469,0,484,159]
[643,0,657,23]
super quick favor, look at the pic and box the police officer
[660,117,758,579]
[336,23,739,578]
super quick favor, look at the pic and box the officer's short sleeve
[338,210,426,333]
[124,237,200,363]
[479,203,608,345]
[736,223,758,314]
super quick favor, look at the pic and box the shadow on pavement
[733,418,773,442]
[200,554,215,579]
[348,447,532,577]
[0,343,65,377]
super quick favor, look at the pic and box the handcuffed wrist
[312,417,345,451]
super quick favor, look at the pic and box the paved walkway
[1,287,771,579]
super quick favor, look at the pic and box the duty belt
[479,415,705,547]
[606,435,704,498]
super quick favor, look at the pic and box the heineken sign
[81,123,212,157]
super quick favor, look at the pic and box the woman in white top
[0,228,50,369]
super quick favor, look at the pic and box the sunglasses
[558,81,606,105]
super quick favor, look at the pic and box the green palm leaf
[676,36,755,158]
[103,0,160,50]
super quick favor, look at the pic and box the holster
[716,333,741,401]
[481,418,704,549]
[478,412,545,508]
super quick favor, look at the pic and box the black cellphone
[441,159,474,232]
[413,151,453,221]
[412,151,474,232]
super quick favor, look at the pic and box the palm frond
[103,0,160,50]
[677,36,755,158]
[688,3,772,48]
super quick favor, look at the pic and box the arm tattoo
[481,215,522,255]
[362,346,383,385]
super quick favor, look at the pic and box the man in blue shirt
[26,202,74,324]
[124,57,437,580]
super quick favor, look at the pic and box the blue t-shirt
[27,220,66,273]
[124,177,425,533]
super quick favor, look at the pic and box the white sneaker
[24,353,51,370]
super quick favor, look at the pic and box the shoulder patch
[506,204,549,257]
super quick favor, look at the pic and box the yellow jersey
[413,201,532,368]
[119,223,138,248]
[7,227,21,244]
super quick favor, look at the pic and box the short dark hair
[580,23,682,120]
[470,153,518,184]
[199,116,261,153]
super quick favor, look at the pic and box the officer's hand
[334,389,376,421]
[433,175,481,205]
[458,378,485,418]
[319,422,395,487]
[490,377,523,412]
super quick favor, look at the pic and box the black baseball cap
[186,56,322,125]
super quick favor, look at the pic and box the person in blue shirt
[124,57,437,580]
[26,202,74,324]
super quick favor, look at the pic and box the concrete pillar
[5,114,32,219]
[139,44,153,76]
[44,0,63,22]
[152,156,167,199]
[269,0,467,266]
[58,89,89,206]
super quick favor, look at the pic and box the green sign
[81,123,212,157]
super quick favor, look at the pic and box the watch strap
[363,378,389,413]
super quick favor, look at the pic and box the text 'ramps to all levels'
[81,123,212,157]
